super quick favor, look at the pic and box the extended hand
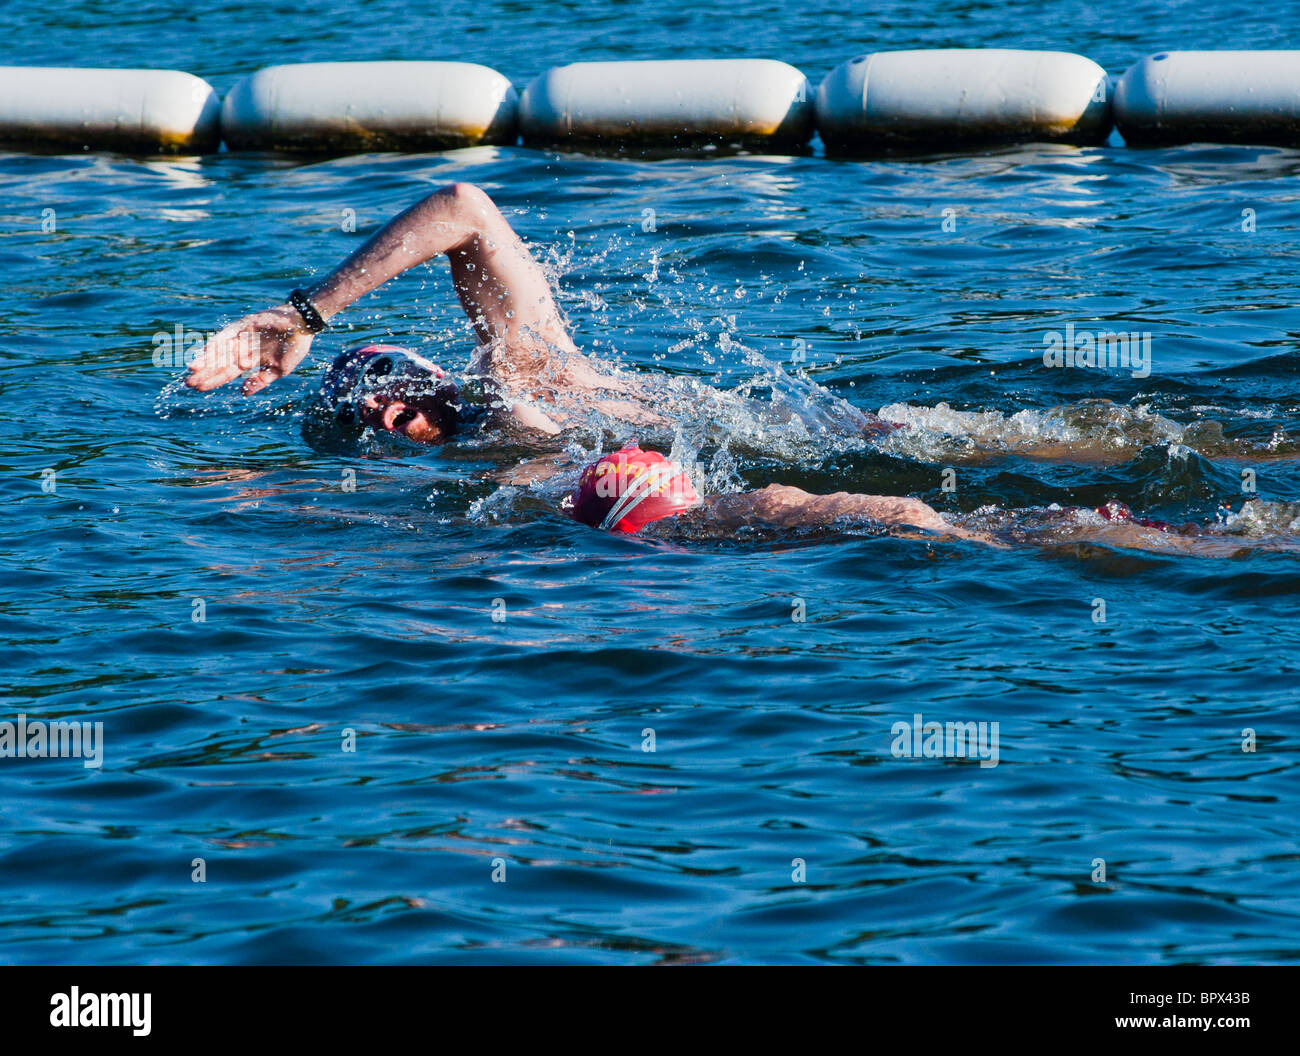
[185,305,315,395]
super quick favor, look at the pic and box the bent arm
[186,183,575,398]
[308,182,574,355]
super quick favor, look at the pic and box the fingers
[242,368,277,396]
[185,355,243,391]
[241,336,310,395]
[183,312,310,395]
[238,336,309,394]
[185,322,257,391]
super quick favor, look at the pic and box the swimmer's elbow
[755,484,811,502]
[443,181,495,215]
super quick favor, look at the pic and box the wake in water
[873,396,1300,466]
[950,499,1300,557]
[498,337,1300,474]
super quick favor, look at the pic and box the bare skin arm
[696,486,1265,554]
[703,484,993,543]
[184,183,575,426]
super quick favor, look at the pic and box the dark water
[2,2,1299,965]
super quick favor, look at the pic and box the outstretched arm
[707,488,1283,557]
[705,484,993,543]
[185,182,575,395]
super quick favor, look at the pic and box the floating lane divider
[815,49,1112,152]
[1116,51,1300,147]
[0,66,220,154]
[221,61,518,153]
[519,59,813,150]
[7,53,1300,158]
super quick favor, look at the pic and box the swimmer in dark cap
[185,182,893,444]
[185,182,1294,467]
[313,343,474,444]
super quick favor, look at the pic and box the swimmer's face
[356,374,458,444]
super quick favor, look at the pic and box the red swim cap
[569,446,701,533]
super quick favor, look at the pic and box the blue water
[2,2,1300,965]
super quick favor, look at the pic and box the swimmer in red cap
[565,444,981,539]
[568,446,702,533]
[562,445,1264,555]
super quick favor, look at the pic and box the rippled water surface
[2,1,1299,964]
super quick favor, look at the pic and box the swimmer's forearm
[707,485,989,542]
[301,183,574,360]
[727,486,945,529]
[303,184,482,322]
[810,492,940,529]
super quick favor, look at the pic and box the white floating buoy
[221,61,518,152]
[815,49,1112,152]
[519,59,813,149]
[1115,51,1300,146]
[0,66,220,154]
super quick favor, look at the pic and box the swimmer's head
[567,445,701,533]
[321,345,462,444]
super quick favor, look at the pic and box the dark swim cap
[320,344,454,430]
[568,446,701,533]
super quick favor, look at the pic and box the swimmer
[185,181,893,444]
[566,444,989,541]
[185,182,1291,468]
[566,444,1299,557]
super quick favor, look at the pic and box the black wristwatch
[289,289,329,333]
